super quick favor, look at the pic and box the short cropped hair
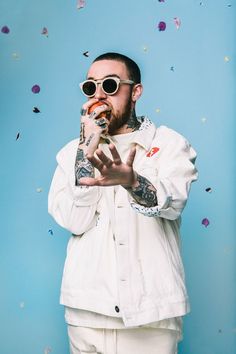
[93,52,141,84]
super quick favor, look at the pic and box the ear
[131,83,143,102]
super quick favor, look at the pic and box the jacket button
[115,306,120,313]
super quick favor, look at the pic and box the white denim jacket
[48,118,197,327]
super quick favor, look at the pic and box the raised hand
[79,144,138,188]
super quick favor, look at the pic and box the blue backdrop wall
[0,1,235,353]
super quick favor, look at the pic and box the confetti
[205,187,212,193]
[16,132,20,140]
[48,229,54,236]
[201,117,207,123]
[158,0,165,2]
[83,51,90,57]
[156,108,161,113]
[33,107,41,113]
[224,56,230,62]
[36,188,43,193]
[19,301,25,308]
[157,21,166,31]
[41,27,48,37]
[202,218,210,227]
[227,4,232,7]
[77,0,86,9]
[44,347,52,354]
[1,25,10,34]
[143,46,148,52]
[170,66,174,71]
[12,52,20,60]
[31,85,40,94]
[174,17,181,29]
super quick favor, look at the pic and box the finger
[96,149,113,167]
[126,146,136,167]
[89,104,111,120]
[81,98,99,112]
[109,144,122,165]
[86,154,103,171]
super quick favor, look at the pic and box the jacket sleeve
[129,129,198,220]
[48,141,101,235]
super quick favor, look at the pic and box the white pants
[68,325,178,354]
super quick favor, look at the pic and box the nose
[94,83,107,99]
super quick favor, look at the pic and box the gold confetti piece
[156,108,161,113]
[36,188,43,193]
[12,52,20,60]
[44,347,52,354]
[224,56,230,62]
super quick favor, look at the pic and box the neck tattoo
[126,109,141,132]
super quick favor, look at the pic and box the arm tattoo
[79,122,85,144]
[125,174,158,207]
[126,109,141,131]
[75,148,94,186]
[85,133,95,146]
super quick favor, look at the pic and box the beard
[107,95,133,135]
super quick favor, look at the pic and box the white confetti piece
[201,117,207,123]
[20,301,25,308]
[44,347,52,354]
[224,56,230,62]
[173,17,181,29]
[36,188,43,193]
[156,108,161,113]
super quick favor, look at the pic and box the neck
[114,109,141,135]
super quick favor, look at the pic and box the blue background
[0,1,235,353]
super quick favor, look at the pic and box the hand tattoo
[125,174,158,207]
[126,109,141,132]
[75,148,94,186]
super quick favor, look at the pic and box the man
[48,52,197,354]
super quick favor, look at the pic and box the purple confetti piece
[33,106,40,113]
[31,85,40,94]
[1,25,10,34]
[157,21,166,31]
[41,27,48,36]
[202,218,210,227]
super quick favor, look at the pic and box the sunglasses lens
[102,78,118,94]
[82,81,96,96]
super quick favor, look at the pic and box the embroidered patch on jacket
[146,147,160,157]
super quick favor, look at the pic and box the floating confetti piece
[170,66,174,71]
[224,56,230,62]
[218,329,222,334]
[201,117,207,123]
[174,17,181,29]
[36,188,43,193]
[41,27,48,37]
[156,108,161,113]
[12,52,20,60]
[48,229,53,236]
[227,4,232,7]
[146,147,160,157]
[143,46,148,52]
[77,0,86,9]
[33,107,41,113]
[44,346,52,354]
[19,301,25,308]
[83,51,89,57]
[205,187,212,193]
[32,84,40,94]
[16,132,20,140]
[202,218,210,227]
[158,0,165,2]
[157,21,166,31]
[1,25,10,34]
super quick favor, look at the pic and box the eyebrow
[87,74,121,80]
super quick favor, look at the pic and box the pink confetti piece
[41,27,48,37]
[202,218,210,227]
[174,17,181,29]
[157,21,166,31]
[77,0,86,9]
[31,84,40,94]
[1,25,10,34]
